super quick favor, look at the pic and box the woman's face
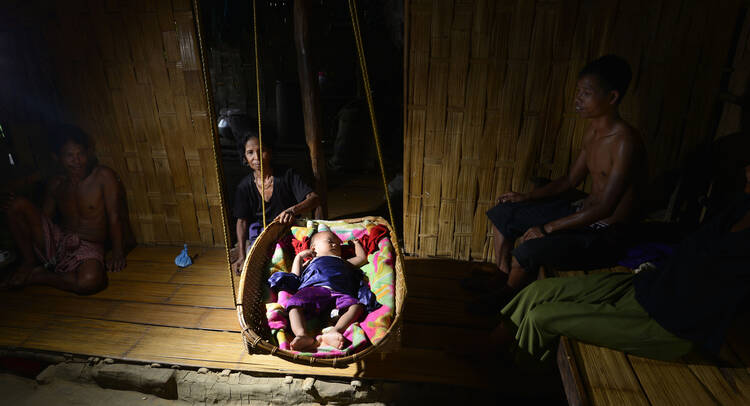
[244,137,272,171]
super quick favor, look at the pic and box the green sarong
[501,272,693,362]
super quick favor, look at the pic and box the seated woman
[489,162,750,363]
[231,132,320,273]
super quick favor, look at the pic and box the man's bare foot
[1,264,43,289]
[290,335,318,351]
[320,330,346,350]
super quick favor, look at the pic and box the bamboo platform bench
[544,267,750,406]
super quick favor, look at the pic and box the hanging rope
[347,0,400,242]
[190,0,237,306]
[252,0,267,229]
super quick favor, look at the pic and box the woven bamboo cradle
[236,216,406,367]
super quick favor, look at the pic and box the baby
[285,230,374,351]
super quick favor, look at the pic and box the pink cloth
[35,215,104,273]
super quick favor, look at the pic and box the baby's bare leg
[288,307,316,351]
[321,304,364,349]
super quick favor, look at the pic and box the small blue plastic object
[175,244,193,268]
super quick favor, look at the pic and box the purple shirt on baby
[299,256,360,296]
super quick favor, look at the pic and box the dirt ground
[0,373,189,406]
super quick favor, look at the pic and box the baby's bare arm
[292,249,314,276]
[347,240,368,268]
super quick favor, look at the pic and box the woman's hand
[232,255,246,275]
[275,208,296,224]
[497,191,528,204]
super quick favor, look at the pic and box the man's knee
[511,277,568,309]
[75,263,107,295]
[512,236,562,274]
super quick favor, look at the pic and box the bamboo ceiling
[403,0,743,261]
[2,0,223,247]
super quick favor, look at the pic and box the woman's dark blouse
[233,166,314,223]
[634,194,750,355]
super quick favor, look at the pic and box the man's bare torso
[47,165,113,243]
[582,120,647,224]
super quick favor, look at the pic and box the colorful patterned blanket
[263,219,395,358]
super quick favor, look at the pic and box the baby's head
[310,230,342,257]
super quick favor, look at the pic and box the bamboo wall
[1,0,223,247]
[403,0,744,261]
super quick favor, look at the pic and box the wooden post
[293,0,327,219]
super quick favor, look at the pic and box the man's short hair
[49,124,91,154]
[578,55,632,104]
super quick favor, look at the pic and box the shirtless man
[473,55,648,305]
[2,125,132,294]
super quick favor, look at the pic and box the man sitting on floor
[471,55,648,305]
[2,125,133,294]
[490,161,750,363]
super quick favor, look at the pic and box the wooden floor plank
[0,327,35,347]
[687,363,750,405]
[0,294,125,320]
[0,311,52,330]
[361,347,494,386]
[125,326,248,364]
[125,247,226,264]
[20,280,181,304]
[187,249,230,266]
[197,308,240,331]
[22,316,148,358]
[573,342,649,406]
[167,285,236,308]
[404,297,495,329]
[91,280,181,303]
[628,355,717,405]
[108,261,178,283]
[167,265,233,287]
[104,302,237,331]
[0,298,239,332]
[406,274,474,302]
[401,322,490,350]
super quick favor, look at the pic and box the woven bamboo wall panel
[2,0,222,247]
[404,0,743,261]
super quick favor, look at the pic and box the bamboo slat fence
[1,0,223,247]
[404,0,744,261]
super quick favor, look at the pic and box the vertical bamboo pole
[293,0,327,219]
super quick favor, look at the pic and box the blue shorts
[486,198,632,274]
